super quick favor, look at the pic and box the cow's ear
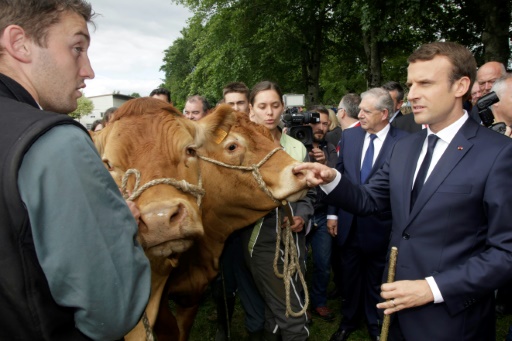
[91,125,110,156]
[197,104,237,145]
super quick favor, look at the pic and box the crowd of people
[2,0,512,341]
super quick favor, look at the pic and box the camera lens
[296,131,306,140]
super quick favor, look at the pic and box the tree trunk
[300,43,321,106]
[363,28,382,88]
[300,4,327,105]
[303,45,321,105]
[479,0,511,65]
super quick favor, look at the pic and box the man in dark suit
[328,88,408,341]
[391,112,423,133]
[384,81,424,134]
[382,81,405,123]
[327,93,362,300]
[295,42,512,341]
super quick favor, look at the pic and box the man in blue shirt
[0,1,150,339]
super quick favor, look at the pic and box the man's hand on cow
[327,219,337,237]
[119,188,141,224]
[377,280,434,315]
[126,200,141,224]
[293,162,337,187]
[282,216,305,233]
[308,147,326,164]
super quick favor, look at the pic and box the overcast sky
[84,0,192,97]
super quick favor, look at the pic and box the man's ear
[248,104,255,121]
[1,25,32,63]
[454,76,471,98]
[382,109,389,121]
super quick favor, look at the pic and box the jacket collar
[0,73,39,109]
[406,119,477,222]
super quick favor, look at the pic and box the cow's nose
[141,202,185,228]
[138,200,202,249]
[292,164,307,180]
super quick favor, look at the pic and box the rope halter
[120,169,205,341]
[121,168,205,207]
[196,147,283,205]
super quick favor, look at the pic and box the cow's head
[193,104,309,232]
[92,98,235,270]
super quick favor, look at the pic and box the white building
[77,94,134,129]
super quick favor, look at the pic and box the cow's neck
[270,129,282,147]
[202,206,269,243]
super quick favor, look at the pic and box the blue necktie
[411,134,439,209]
[360,134,377,183]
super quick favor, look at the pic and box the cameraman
[490,74,512,137]
[306,105,338,321]
[307,105,338,165]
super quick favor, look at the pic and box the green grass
[186,250,512,340]
[188,292,512,340]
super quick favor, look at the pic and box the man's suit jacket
[325,126,342,148]
[324,117,512,340]
[391,112,423,133]
[333,125,408,249]
[389,110,403,123]
[469,105,482,123]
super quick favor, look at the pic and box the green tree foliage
[165,0,511,106]
[69,95,94,119]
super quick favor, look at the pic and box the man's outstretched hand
[293,162,337,187]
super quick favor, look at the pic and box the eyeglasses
[337,107,345,112]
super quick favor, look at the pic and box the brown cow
[93,98,241,339]
[154,106,309,340]
[94,99,308,340]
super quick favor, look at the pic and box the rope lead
[273,202,309,318]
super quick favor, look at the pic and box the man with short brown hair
[306,105,338,322]
[296,42,512,341]
[0,1,150,339]
[223,81,250,113]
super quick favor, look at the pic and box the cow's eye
[102,159,114,171]
[228,143,237,151]
[186,147,196,157]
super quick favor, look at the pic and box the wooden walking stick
[380,246,398,341]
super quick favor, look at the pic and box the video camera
[477,91,507,134]
[281,94,320,148]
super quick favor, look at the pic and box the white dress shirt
[360,124,390,169]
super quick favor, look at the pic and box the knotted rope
[196,147,283,205]
[141,310,155,341]
[121,168,205,207]
[273,202,309,318]
[197,147,308,318]
[120,168,205,341]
